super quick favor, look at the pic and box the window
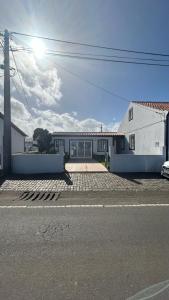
[55,139,65,153]
[129,107,133,121]
[129,134,135,150]
[120,137,125,151]
[97,139,108,152]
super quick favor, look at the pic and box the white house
[52,132,124,159]
[118,101,169,157]
[0,112,27,167]
[109,101,169,173]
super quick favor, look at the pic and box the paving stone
[0,172,168,192]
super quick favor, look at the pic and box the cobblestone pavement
[0,172,169,192]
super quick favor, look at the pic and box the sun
[31,39,46,58]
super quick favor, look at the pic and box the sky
[0,0,169,137]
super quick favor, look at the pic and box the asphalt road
[1,193,169,299]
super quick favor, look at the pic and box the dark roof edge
[0,112,27,137]
[132,100,169,103]
[52,132,124,136]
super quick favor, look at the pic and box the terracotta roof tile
[133,101,169,111]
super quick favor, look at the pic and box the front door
[70,140,92,158]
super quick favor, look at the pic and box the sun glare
[31,39,46,58]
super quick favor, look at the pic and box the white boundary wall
[12,154,64,174]
[110,154,165,173]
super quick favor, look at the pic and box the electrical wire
[1,35,32,120]
[5,31,167,131]
[55,62,129,103]
[9,36,169,115]
[11,46,169,63]
[15,47,169,67]
[10,45,31,111]
[11,77,29,106]
[10,34,167,116]
[123,119,165,134]
[15,43,165,116]
[54,62,165,116]
[11,40,165,115]
[43,52,169,67]
[0,40,16,77]
[11,31,169,58]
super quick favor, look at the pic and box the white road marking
[127,279,169,300]
[0,203,169,208]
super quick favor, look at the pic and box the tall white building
[118,101,169,159]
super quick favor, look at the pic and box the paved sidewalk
[0,172,168,192]
[65,159,107,172]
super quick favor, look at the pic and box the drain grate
[19,191,60,201]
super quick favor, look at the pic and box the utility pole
[3,29,11,174]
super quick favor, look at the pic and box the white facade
[11,126,25,153]
[0,116,26,167]
[118,102,168,155]
[54,136,113,155]
[51,134,122,159]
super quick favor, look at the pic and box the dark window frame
[55,139,65,153]
[120,137,125,151]
[129,107,133,121]
[129,134,135,150]
[97,139,108,152]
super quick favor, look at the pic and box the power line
[0,40,16,78]
[13,46,169,63]
[55,62,129,103]
[11,34,166,116]
[11,34,169,66]
[1,34,32,118]
[123,119,165,134]
[11,31,169,58]
[12,40,163,113]
[55,62,165,116]
[10,45,31,111]
[43,52,169,67]
[16,48,169,67]
[11,76,26,102]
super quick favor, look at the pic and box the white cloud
[0,40,120,137]
[25,105,120,136]
[0,40,62,107]
[0,95,119,136]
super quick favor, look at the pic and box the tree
[33,128,52,153]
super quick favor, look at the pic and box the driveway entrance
[65,159,108,172]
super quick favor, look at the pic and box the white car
[161,161,169,178]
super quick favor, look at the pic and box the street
[1,192,169,299]
[1,1,169,299]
